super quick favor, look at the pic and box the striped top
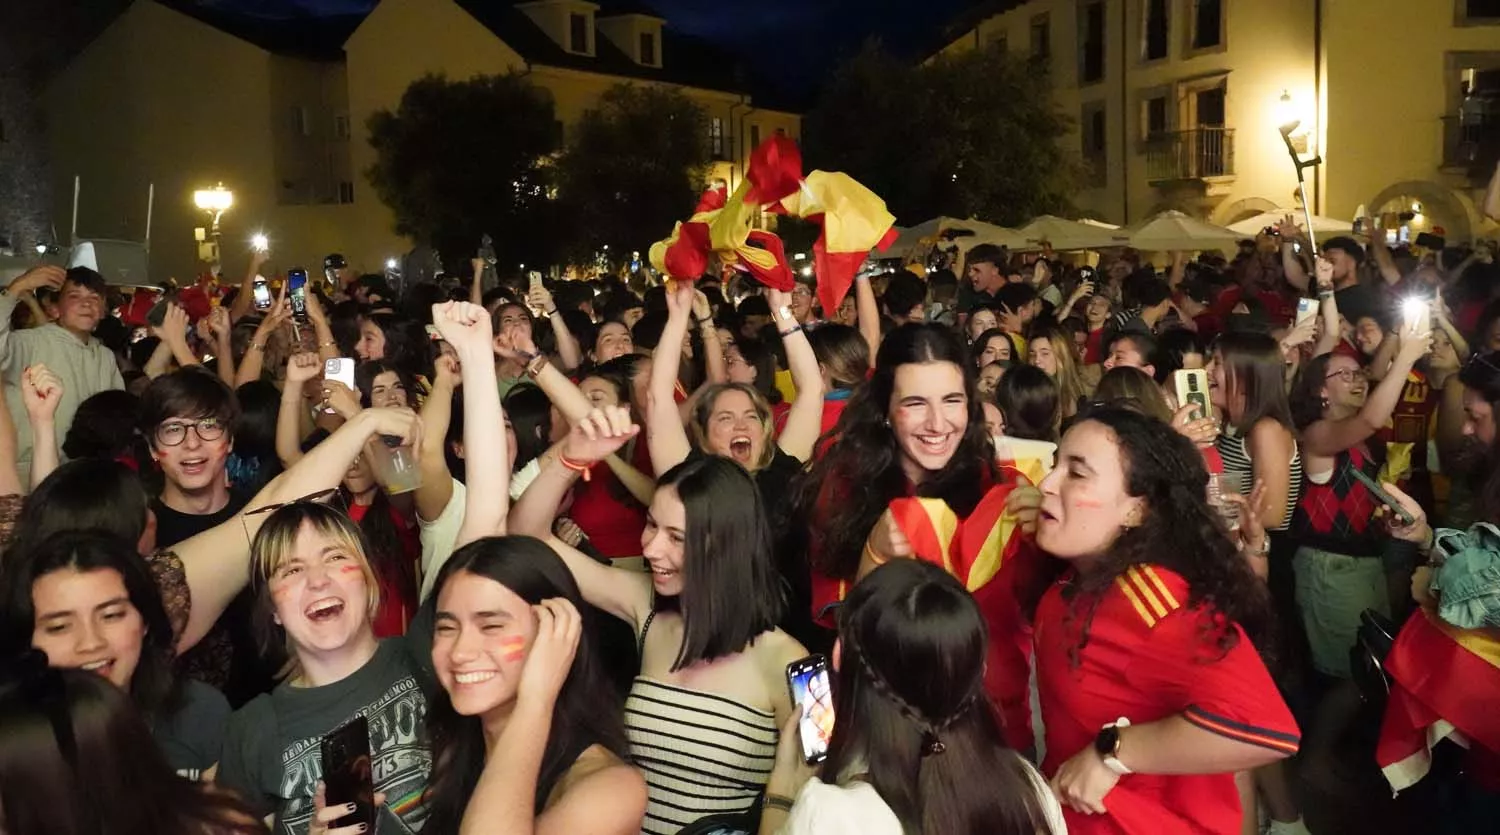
[624,676,779,835]
[1216,424,1303,531]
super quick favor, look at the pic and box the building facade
[43,0,798,283]
[937,0,1500,243]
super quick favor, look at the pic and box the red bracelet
[558,453,592,482]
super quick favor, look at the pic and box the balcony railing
[1145,128,1235,183]
[1442,116,1500,178]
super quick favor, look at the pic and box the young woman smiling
[422,536,646,834]
[1034,407,1298,834]
[507,405,805,834]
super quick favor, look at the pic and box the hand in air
[21,364,63,421]
[430,301,494,358]
[561,406,640,466]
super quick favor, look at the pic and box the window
[569,12,589,53]
[1191,0,1223,49]
[1030,14,1051,61]
[333,114,350,139]
[1081,102,1107,186]
[983,27,1007,53]
[750,124,762,152]
[1467,0,1500,19]
[710,117,725,159]
[338,182,354,204]
[1144,95,1169,138]
[640,31,656,65]
[1079,2,1105,84]
[290,106,311,137]
[1143,0,1168,61]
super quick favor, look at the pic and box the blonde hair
[1028,323,1090,419]
[248,502,382,679]
[687,383,776,472]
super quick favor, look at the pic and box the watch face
[1094,726,1119,756]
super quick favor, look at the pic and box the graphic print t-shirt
[218,639,432,834]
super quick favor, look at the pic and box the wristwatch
[1094,717,1133,776]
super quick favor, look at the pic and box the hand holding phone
[320,717,374,832]
[786,655,834,764]
[288,268,309,323]
[1173,368,1210,423]
[1348,468,1416,525]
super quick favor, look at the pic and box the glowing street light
[192,183,234,276]
[1275,90,1300,136]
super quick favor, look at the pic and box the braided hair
[1060,408,1273,660]
[824,560,1054,835]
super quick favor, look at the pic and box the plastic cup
[367,435,422,495]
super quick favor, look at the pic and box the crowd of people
[0,209,1495,835]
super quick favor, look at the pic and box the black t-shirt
[153,490,275,707]
[218,617,436,835]
[151,678,232,779]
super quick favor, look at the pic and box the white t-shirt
[418,477,466,600]
[777,755,1066,834]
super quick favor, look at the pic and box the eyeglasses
[243,487,343,520]
[791,286,814,298]
[1324,368,1368,383]
[155,418,226,447]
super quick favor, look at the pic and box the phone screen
[320,717,374,831]
[253,282,272,311]
[288,269,308,320]
[786,655,834,764]
[1174,369,1210,422]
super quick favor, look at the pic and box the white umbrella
[1124,210,1240,252]
[1012,215,1124,251]
[1226,210,1352,237]
[879,217,1024,257]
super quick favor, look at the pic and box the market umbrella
[1226,210,1352,237]
[1123,210,1241,252]
[1012,215,1124,251]
[880,217,1024,257]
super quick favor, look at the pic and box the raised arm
[433,301,508,547]
[0,268,63,362]
[20,365,63,491]
[770,287,824,462]
[1280,216,1310,292]
[646,281,697,474]
[303,292,340,363]
[276,352,324,467]
[228,251,269,324]
[470,258,486,307]
[204,308,237,388]
[1366,221,1403,285]
[510,407,653,628]
[499,324,593,424]
[155,303,200,370]
[854,272,881,368]
[527,284,582,372]
[174,407,422,652]
[1055,277,1094,323]
[0,383,22,498]
[692,291,726,385]
[1302,330,1430,458]
[1312,259,1341,358]
[414,354,459,523]
[234,297,291,387]
[1435,295,1471,362]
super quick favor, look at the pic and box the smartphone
[1402,297,1430,334]
[1174,368,1210,422]
[528,270,544,293]
[1348,467,1416,525]
[1295,298,1319,327]
[1416,232,1446,251]
[146,298,169,328]
[252,278,272,312]
[320,717,374,832]
[785,654,834,765]
[325,357,355,391]
[288,268,309,322]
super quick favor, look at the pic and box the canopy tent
[1122,210,1241,252]
[879,217,1024,258]
[1226,210,1352,237]
[1012,215,1124,251]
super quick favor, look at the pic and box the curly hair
[1062,408,1274,659]
[793,323,998,581]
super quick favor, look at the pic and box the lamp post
[192,183,234,277]
[1275,91,1321,255]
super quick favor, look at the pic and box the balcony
[1442,116,1500,181]
[1145,128,1236,184]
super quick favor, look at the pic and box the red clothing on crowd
[1085,328,1106,364]
[567,463,648,558]
[346,500,420,638]
[1036,565,1299,835]
[773,391,853,439]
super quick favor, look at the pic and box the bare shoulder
[755,628,810,669]
[542,746,648,834]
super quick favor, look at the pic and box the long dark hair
[994,364,1059,441]
[355,359,419,409]
[0,657,260,835]
[795,323,997,581]
[656,457,783,670]
[0,532,183,717]
[1061,408,1273,655]
[422,537,629,832]
[826,560,1053,835]
[7,459,149,559]
[339,482,416,628]
[363,312,426,379]
[1214,331,1293,434]
[1288,352,1335,430]
[502,385,554,473]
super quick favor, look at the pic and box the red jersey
[347,500,420,638]
[1036,565,1299,835]
[567,463,648,558]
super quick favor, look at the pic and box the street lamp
[193,183,234,276]
[1273,92,1321,255]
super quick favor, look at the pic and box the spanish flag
[1377,607,1500,792]
[887,485,1042,752]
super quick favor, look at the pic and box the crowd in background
[0,208,1495,835]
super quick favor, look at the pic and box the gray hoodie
[0,291,124,485]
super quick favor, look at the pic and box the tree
[366,72,560,270]
[803,43,1082,226]
[554,84,710,264]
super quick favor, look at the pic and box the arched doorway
[1212,196,1282,226]
[1367,180,1476,243]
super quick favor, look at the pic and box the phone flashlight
[1402,297,1429,333]
[251,233,269,252]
